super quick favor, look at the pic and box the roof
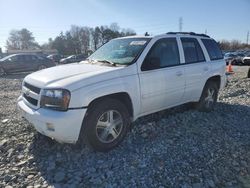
[116,32,211,40]
[166,32,210,38]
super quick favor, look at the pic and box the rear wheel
[196,81,219,112]
[0,67,5,76]
[38,65,47,70]
[79,98,130,152]
[232,60,237,65]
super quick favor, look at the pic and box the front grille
[22,82,41,108]
[24,82,41,94]
[23,93,38,106]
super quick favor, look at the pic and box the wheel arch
[197,75,221,102]
[86,92,134,119]
[206,75,221,89]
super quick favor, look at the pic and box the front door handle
[176,71,183,76]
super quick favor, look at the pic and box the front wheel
[195,81,219,112]
[79,98,130,152]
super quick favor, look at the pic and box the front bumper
[17,96,87,144]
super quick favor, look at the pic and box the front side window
[141,38,180,71]
[201,39,223,60]
[88,38,150,65]
[181,38,205,63]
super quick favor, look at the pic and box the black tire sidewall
[197,82,219,112]
[83,98,130,152]
[0,67,5,76]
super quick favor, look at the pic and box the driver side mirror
[141,57,161,71]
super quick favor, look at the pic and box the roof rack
[166,32,210,38]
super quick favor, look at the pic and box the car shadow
[28,102,250,187]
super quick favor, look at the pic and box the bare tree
[91,27,101,50]
[110,22,120,32]
[6,28,39,50]
[42,23,137,55]
[219,39,250,51]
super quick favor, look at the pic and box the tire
[0,67,5,76]
[195,81,219,112]
[231,60,237,65]
[38,65,47,70]
[248,68,250,78]
[79,98,130,152]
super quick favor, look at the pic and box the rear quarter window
[181,38,205,64]
[201,39,223,61]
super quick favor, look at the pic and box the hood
[24,62,126,90]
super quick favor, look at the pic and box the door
[139,38,185,114]
[3,55,25,73]
[180,37,210,102]
[29,55,40,71]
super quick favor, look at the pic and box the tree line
[218,40,250,51]
[3,24,250,55]
[4,23,136,55]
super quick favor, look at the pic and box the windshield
[88,38,150,65]
[0,54,15,61]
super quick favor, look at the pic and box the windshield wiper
[97,59,116,66]
[86,59,119,66]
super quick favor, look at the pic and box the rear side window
[201,39,223,60]
[31,55,38,60]
[23,55,32,61]
[181,38,205,63]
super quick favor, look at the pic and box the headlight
[40,89,71,111]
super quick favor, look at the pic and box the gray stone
[207,179,215,188]
[0,139,8,147]
[5,186,13,188]
[2,119,9,123]
[192,183,203,188]
[27,175,34,179]
[54,171,66,183]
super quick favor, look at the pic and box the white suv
[17,32,227,151]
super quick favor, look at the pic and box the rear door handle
[176,71,183,76]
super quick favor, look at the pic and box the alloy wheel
[95,110,123,144]
[204,88,215,108]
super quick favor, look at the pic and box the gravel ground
[0,69,249,188]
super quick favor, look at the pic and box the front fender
[69,75,141,119]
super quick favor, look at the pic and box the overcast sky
[0,0,249,51]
